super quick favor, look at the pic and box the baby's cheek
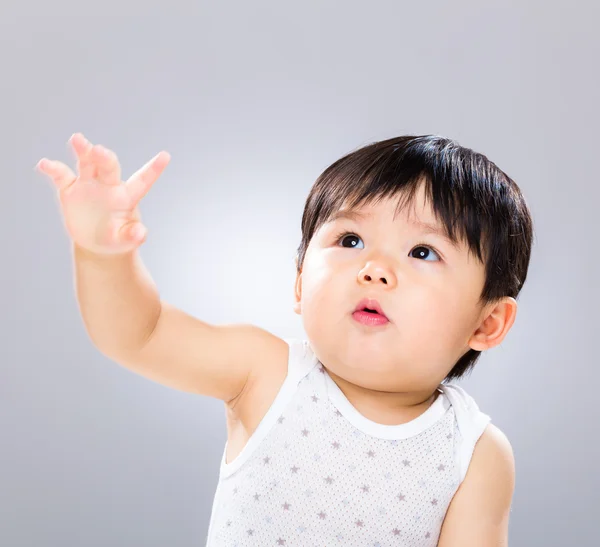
[305,281,333,311]
[303,291,336,333]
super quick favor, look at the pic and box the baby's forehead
[327,204,448,233]
[330,193,435,221]
[327,207,433,226]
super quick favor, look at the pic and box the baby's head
[293,135,534,396]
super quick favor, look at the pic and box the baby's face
[294,187,491,393]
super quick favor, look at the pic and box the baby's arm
[437,424,515,547]
[75,245,287,405]
[39,133,287,408]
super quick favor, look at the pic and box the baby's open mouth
[352,306,390,327]
[353,298,389,322]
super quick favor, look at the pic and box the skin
[293,183,518,424]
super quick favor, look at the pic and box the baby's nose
[361,272,389,284]
[358,261,396,286]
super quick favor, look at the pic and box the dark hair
[296,135,535,382]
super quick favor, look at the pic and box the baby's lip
[353,297,388,319]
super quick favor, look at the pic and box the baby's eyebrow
[328,209,372,223]
[328,209,462,252]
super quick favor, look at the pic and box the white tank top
[206,338,491,546]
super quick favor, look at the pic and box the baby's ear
[293,264,302,315]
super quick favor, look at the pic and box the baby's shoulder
[227,334,291,431]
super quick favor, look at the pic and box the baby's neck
[326,368,439,426]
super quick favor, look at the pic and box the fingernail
[70,133,86,146]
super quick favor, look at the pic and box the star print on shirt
[209,343,471,546]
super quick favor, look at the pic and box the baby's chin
[343,334,401,358]
[327,351,404,378]
[311,330,398,358]
[330,364,415,394]
[313,342,423,384]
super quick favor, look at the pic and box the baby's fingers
[92,144,122,186]
[69,133,96,181]
[36,159,77,191]
[126,151,171,204]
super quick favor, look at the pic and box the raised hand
[36,133,171,256]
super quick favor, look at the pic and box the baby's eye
[338,233,364,249]
[409,245,441,262]
[336,232,441,262]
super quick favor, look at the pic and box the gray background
[2,4,599,546]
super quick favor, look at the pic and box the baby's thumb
[117,220,147,245]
